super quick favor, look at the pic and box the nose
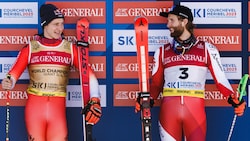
[57,24,64,32]
[166,23,170,28]
[60,24,64,30]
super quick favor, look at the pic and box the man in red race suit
[1,4,101,141]
[150,5,246,141]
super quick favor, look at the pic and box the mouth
[169,28,174,33]
[54,31,62,37]
[55,31,61,35]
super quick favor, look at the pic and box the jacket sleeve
[205,42,234,96]
[150,46,164,100]
[8,45,30,82]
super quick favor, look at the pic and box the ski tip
[134,16,148,22]
[77,17,90,28]
[78,17,89,23]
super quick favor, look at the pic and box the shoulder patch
[30,40,40,51]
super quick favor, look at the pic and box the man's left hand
[82,97,102,124]
[227,95,246,116]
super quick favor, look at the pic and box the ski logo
[77,18,89,84]
[79,23,88,76]
[79,23,87,41]
[135,17,147,43]
[79,47,87,75]
[139,18,144,26]
[139,19,144,42]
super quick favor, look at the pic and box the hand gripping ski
[76,17,95,141]
[134,16,152,141]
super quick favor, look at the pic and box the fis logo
[0,64,2,72]
[118,36,134,46]
[167,82,180,88]
[192,8,237,18]
[0,9,2,18]
[193,8,206,18]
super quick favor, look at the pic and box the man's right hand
[1,78,12,90]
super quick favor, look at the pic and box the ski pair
[77,16,152,141]
[134,16,152,141]
[76,17,95,141]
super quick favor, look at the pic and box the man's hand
[82,97,102,124]
[1,75,13,90]
[227,95,246,116]
[135,96,154,113]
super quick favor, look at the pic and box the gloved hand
[82,97,102,124]
[227,94,246,116]
[135,96,154,113]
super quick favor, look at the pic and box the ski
[76,17,94,141]
[134,16,152,141]
[5,74,11,141]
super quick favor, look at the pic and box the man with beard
[149,5,246,141]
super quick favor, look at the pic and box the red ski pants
[25,94,68,141]
[158,96,206,141]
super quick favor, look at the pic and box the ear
[182,18,188,26]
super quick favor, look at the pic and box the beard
[170,24,184,38]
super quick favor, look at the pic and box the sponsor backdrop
[0,0,249,141]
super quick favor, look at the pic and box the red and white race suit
[150,40,234,141]
[7,36,100,141]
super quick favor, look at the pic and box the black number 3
[179,68,188,79]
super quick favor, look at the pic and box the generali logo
[205,84,238,107]
[48,2,106,24]
[113,1,173,23]
[113,84,238,107]
[114,84,140,106]
[194,28,242,51]
[113,56,153,78]
[0,29,37,51]
[0,84,28,106]
[69,56,106,79]
[113,84,161,106]
[64,29,106,52]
